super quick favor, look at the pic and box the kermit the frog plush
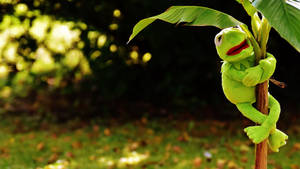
[214,27,288,152]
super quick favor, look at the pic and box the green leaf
[128,6,243,43]
[253,0,300,52]
[236,0,257,17]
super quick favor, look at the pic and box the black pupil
[218,36,222,42]
[233,26,239,28]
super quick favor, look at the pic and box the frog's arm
[221,62,247,82]
[258,53,276,83]
[243,53,276,86]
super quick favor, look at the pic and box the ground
[0,115,299,169]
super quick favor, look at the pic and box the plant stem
[254,16,271,169]
[255,81,269,169]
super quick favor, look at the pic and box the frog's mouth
[226,40,249,56]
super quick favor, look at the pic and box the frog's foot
[244,126,270,144]
[268,129,288,152]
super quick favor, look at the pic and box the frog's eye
[214,34,223,46]
[233,25,239,28]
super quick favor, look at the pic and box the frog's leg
[236,103,267,124]
[268,127,288,152]
[267,96,288,152]
[241,95,287,147]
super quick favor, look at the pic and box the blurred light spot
[4,43,18,63]
[8,25,26,38]
[29,16,51,42]
[80,58,92,75]
[33,0,40,7]
[130,51,138,60]
[91,50,101,60]
[31,47,55,74]
[0,65,9,78]
[109,44,117,52]
[0,0,17,4]
[142,52,152,63]
[98,157,115,167]
[88,31,99,41]
[64,49,83,69]
[15,3,28,16]
[46,22,81,53]
[78,22,87,30]
[106,60,113,65]
[97,35,107,47]
[113,9,121,18]
[0,86,11,98]
[94,5,102,12]
[0,31,9,50]
[54,3,61,10]
[77,41,85,49]
[118,152,148,167]
[16,59,28,71]
[109,23,118,31]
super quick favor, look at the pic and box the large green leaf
[128,6,243,43]
[236,0,257,17]
[253,0,300,52]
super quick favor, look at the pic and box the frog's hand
[268,128,288,152]
[242,66,263,87]
[221,62,246,82]
[259,53,276,83]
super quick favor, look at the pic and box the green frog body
[215,27,288,152]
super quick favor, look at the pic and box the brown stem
[255,81,269,169]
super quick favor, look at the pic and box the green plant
[128,0,300,168]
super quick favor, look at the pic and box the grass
[0,115,299,169]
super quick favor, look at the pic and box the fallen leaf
[165,144,172,151]
[291,164,300,169]
[146,129,154,135]
[240,144,250,154]
[93,125,100,132]
[48,153,59,164]
[63,136,71,142]
[72,141,82,149]
[104,128,111,136]
[28,133,35,139]
[217,159,227,169]
[34,157,44,163]
[241,156,248,163]
[172,146,183,153]
[66,151,74,158]
[193,157,202,168]
[89,155,96,161]
[141,117,148,125]
[51,146,60,153]
[177,132,190,142]
[227,160,238,169]
[293,143,300,151]
[129,142,139,151]
[173,157,179,163]
[36,142,45,151]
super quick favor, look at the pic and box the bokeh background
[0,0,300,120]
[1,0,300,169]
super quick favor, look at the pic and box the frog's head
[214,27,253,62]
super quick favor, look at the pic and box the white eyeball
[214,34,223,46]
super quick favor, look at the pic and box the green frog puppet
[214,27,288,152]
